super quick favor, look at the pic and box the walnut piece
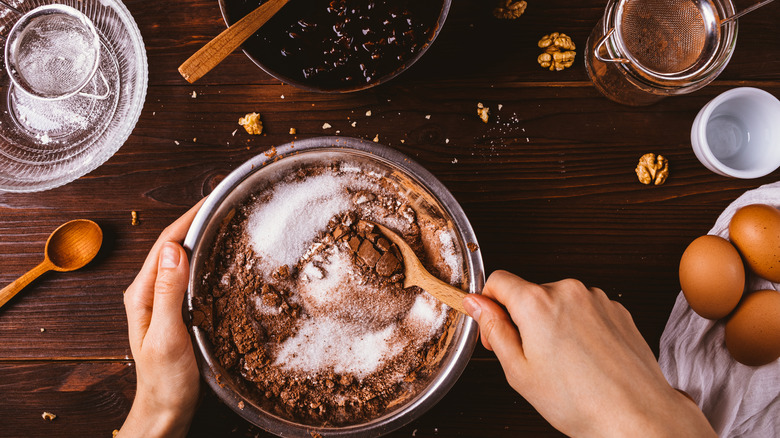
[635,153,669,185]
[493,0,527,19]
[42,411,57,421]
[477,102,490,123]
[131,210,139,226]
[537,32,577,71]
[238,112,263,135]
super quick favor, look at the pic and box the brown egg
[729,204,780,282]
[725,290,780,366]
[679,235,745,319]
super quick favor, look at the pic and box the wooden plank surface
[1,0,779,435]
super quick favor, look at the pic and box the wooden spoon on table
[372,223,470,315]
[178,0,292,83]
[0,220,103,310]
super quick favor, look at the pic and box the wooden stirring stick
[372,222,470,315]
[178,0,291,84]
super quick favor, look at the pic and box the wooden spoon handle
[414,271,469,315]
[0,261,53,310]
[178,0,290,83]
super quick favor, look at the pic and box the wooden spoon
[0,219,103,310]
[373,223,469,315]
[178,0,292,84]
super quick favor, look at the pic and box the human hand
[462,271,716,438]
[118,199,205,438]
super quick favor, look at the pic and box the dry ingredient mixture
[193,163,463,426]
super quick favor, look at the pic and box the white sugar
[406,294,448,337]
[299,247,350,307]
[274,318,405,378]
[438,230,462,284]
[246,173,352,270]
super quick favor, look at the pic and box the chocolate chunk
[348,236,362,252]
[356,220,374,236]
[332,225,348,240]
[357,240,381,267]
[375,251,401,277]
[365,232,379,243]
[375,237,391,252]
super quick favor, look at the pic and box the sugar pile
[274,318,405,379]
[246,173,354,270]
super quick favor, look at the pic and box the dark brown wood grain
[1,0,779,435]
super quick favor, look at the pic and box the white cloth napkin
[659,181,780,437]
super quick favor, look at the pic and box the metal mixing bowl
[184,136,482,437]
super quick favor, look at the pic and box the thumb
[150,242,190,333]
[464,294,526,363]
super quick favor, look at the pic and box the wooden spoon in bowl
[0,219,103,310]
[372,222,469,315]
[178,0,292,83]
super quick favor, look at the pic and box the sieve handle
[78,69,110,100]
[721,0,775,24]
[594,28,630,64]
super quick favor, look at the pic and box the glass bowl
[0,0,148,193]
[184,136,482,437]
[218,0,451,93]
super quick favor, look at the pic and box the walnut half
[635,153,669,185]
[238,112,263,135]
[493,0,527,19]
[537,32,577,71]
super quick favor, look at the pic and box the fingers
[136,198,207,289]
[464,294,525,361]
[149,242,190,336]
[124,199,205,348]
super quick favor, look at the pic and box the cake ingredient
[493,0,527,19]
[635,153,669,185]
[238,112,263,135]
[246,0,443,89]
[196,163,461,426]
[41,412,56,421]
[289,128,297,135]
[728,204,780,282]
[131,210,139,226]
[725,290,780,366]
[477,103,490,123]
[537,33,576,71]
[679,235,745,319]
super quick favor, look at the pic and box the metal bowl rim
[184,136,483,437]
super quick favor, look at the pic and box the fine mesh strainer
[4,4,106,100]
[586,0,775,105]
[596,0,774,79]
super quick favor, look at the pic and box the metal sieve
[595,0,774,80]
[4,4,105,100]
[585,0,774,105]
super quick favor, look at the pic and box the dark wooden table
[1,0,779,436]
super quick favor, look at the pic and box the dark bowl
[218,0,451,93]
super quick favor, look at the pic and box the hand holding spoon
[373,222,469,315]
[0,219,103,310]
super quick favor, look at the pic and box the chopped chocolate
[347,236,362,252]
[376,237,391,252]
[376,252,402,277]
[357,240,381,267]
